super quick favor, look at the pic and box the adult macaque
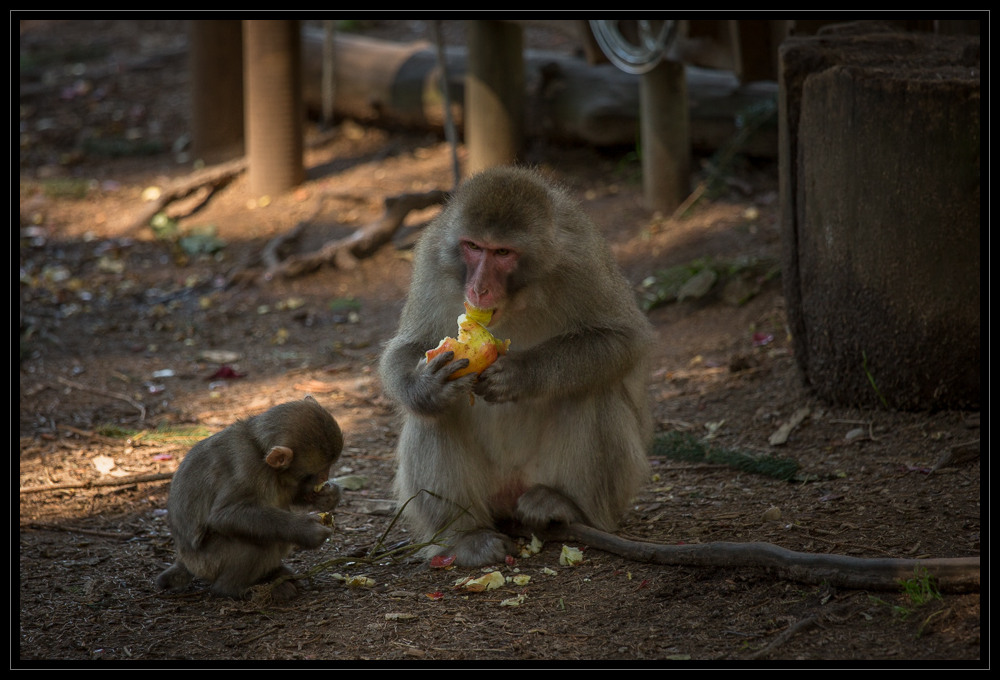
[156,396,344,600]
[379,165,653,567]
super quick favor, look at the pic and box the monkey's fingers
[444,357,472,379]
[472,362,518,403]
[425,350,472,381]
[424,349,456,372]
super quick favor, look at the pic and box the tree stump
[778,26,980,410]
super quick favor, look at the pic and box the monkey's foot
[437,529,516,567]
[155,562,194,591]
[515,484,588,528]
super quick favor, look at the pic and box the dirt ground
[17,19,982,667]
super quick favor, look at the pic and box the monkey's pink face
[461,238,519,314]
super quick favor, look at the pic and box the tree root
[261,189,448,280]
[125,157,247,234]
[124,151,448,284]
[546,522,980,593]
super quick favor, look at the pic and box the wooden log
[778,26,980,410]
[300,29,778,157]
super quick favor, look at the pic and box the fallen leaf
[676,268,717,301]
[430,555,456,569]
[198,350,241,363]
[92,455,116,475]
[294,379,339,393]
[332,474,368,491]
[768,407,810,446]
[207,365,245,380]
[277,297,305,311]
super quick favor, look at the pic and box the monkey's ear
[303,395,317,404]
[265,445,295,470]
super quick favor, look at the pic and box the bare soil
[17,19,981,666]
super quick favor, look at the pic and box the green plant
[899,567,943,607]
[868,594,914,620]
[651,431,799,481]
[862,351,889,407]
[866,569,944,624]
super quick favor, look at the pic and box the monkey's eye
[462,240,481,251]
[495,248,510,256]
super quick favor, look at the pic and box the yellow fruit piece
[559,545,585,566]
[425,302,511,379]
[455,570,505,592]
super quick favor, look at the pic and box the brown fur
[156,396,344,600]
[379,166,653,566]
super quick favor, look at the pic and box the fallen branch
[19,471,174,495]
[263,189,448,280]
[747,603,853,660]
[20,521,134,538]
[125,157,247,235]
[548,522,980,593]
[56,376,146,423]
[931,438,980,472]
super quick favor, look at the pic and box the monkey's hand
[472,356,523,403]
[293,515,334,549]
[407,350,478,415]
[426,304,510,380]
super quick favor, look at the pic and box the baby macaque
[156,396,344,600]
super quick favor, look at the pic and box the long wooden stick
[19,471,174,495]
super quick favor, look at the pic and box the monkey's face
[460,238,520,313]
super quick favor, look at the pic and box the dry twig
[747,603,854,660]
[55,376,146,423]
[19,471,174,495]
